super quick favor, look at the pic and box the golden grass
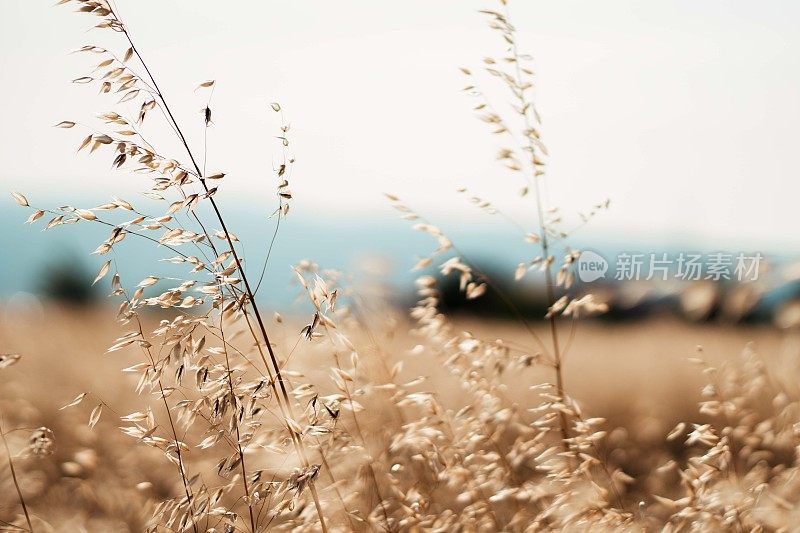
[3,0,798,531]
[3,307,800,531]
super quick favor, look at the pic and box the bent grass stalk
[12,1,331,530]
[1,420,33,533]
[116,9,329,532]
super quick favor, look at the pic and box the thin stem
[121,24,298,436]
[119,279,199,533]
[253,210,282,297]
[254,114,290,297]
[315,441,357,531]
[505,7,570,448]
[332,352,391,530]
[218,305,257,533]
[1,419,34,533]
[111,8,326,528]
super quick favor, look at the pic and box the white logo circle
[577,250,608,283]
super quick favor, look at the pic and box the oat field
[2,1,799,532]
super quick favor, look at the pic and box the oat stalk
[112,10,328,531]
[1,420,33,533]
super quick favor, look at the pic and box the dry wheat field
[2,0,800,532]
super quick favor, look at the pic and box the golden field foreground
[3,2,797,531]
[2,304,798,531]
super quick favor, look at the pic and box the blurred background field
[2,301,798,529]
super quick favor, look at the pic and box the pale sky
[2,0,799,250]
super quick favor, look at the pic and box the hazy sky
[2,0,799,249]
